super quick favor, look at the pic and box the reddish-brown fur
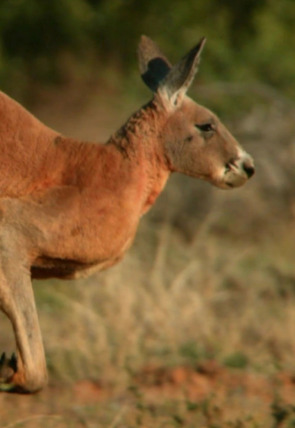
[0,36,254,393]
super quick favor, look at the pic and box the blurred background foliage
[0,0,295,101]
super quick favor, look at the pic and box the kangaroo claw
[0,352,17,384]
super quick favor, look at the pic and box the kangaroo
[0,36,254,393]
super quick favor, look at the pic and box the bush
[0,0,295,100]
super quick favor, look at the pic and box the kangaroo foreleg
[0,258,47,393]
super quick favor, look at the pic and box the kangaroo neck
[106,102,170,215]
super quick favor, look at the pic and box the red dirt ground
[1,362,295,426]
[134,361,295,404]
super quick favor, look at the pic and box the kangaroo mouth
[224,170,249,188]
[218,155,255,189]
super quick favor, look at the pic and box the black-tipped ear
[138,35,172,92]
[159,37,206,105]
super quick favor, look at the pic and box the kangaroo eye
[195,123,214,133]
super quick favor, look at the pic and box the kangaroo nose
[242,158,255,178]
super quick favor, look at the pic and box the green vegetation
[0,0,295,100]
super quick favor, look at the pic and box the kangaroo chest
[2,189,139,280]
[31,216,136,280]
[31,226,135,280]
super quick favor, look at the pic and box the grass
[39,212,295,384]
[1,84,295,426]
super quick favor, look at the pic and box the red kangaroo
[0,36,254,393]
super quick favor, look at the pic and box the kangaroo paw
[0,352,19,392]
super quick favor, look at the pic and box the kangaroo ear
[159,37,206,107]
[138,35,172,92]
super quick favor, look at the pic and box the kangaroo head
[138,36,254,189]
